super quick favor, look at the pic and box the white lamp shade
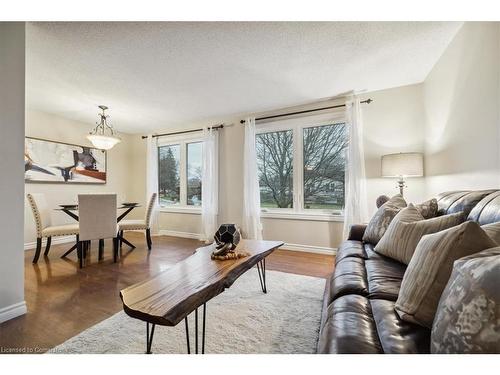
[87,134,121,150]
[381,152,423,177]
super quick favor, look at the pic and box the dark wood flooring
[0,233,334,353]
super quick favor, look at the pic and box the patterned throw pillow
[481,222,500,245]
[431,247,500,353]
[374,204,464,264]
[415,198,438,219]
[362,194,407,245]
[395,221,497,328]
[376,195,390,208]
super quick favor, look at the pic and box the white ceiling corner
[26,21,463,134]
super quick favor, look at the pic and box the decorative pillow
[376,195,390,209]
[374,204,464,264]
[362,194,407,245]
[395,221,497,328]
[414,198,438,219]
[481,222,500,245]
[431,247,500,353]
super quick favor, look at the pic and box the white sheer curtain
[201,127,219,242]
[242,117,263,240]
[343,97,369,239]
[146,135,159,234]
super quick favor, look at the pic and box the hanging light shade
[87,105,121,150]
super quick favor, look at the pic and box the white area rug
[51,269,325,354]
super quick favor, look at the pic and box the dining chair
[27,193,80,264]
[118,193,157,250]
[78,194,119,268]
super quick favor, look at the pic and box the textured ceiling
[26,22,462,134]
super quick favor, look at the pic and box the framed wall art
[24,137,107,184]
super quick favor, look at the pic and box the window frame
[157,132,204,214]
[255,112,347,219]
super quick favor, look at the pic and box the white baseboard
[0,301,27,323]
[158,230,336,255]
[158,230,202,240]
[280,243,337,255]
[24,235,75,251]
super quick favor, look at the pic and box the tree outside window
[158,144,180,205]
[256,130,293,208]
[256,122,347,211]
[158,139,203,207]
[303,123,347,210]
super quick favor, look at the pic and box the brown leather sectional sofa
[318,189,500,354]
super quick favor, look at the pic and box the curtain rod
[239,98,373,124]
[141,124,224,139]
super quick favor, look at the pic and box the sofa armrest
[347,224,367,241]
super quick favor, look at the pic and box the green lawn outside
[260,201,343,210]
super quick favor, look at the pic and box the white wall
[0,23,27,323]
[24,21,500,257]
[423,22,500,196]
[24,110,135,246]
[361,85,426,215]
[128,83,426,251]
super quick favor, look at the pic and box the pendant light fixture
[87,105,121,150]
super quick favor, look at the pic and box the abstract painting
[25,137,107,184]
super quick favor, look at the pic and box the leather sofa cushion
[437,190,498,217]
[468,191,500,225]
[318,296,431,354]
[371,299,430,353]
[365,257,406,301]
[335,240,367,263]
[318,295,383,354]
[329,244,406,303]
[327,257,368,304]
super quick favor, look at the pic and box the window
[256,130,294,208]
[303,124,347,210]
[256,118,347,215]
[187,142,202,206]
[158,144,180,206]
[158,136,203,209]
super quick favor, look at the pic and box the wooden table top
[120,239,284,326]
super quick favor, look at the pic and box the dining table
[55,203,141,258]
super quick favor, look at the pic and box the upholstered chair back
[27,193,52,238]
[145,193,157,227]
[78,194,117,241]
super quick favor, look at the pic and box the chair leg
[44,236,52,256]
[113,237,118,263]
[146,228,152,250]
[98,239,104,260]
[120,230,124,248]
[32,238,43,264]
[77,241,83,269]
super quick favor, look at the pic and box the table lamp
[381,152,424,196]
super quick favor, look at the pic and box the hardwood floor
[0,233,334,353]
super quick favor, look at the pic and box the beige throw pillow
[481,222,500,245]
[374,204,464,264]
[362,194,407,245]
[395,221,497,328]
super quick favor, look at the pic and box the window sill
[260,211,344,222]
[159,206,202,215]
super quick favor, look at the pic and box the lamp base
[397,177,406,196]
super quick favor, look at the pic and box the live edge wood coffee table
[120,239,284,354]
